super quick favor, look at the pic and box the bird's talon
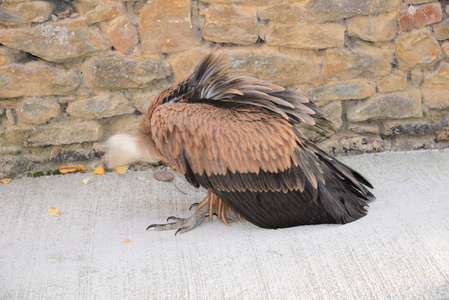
[166,216,180,222]
[146,224,157,231]
[189,203,199,210]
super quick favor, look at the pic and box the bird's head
[102,133,158,170]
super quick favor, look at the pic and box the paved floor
[1,150,448,299]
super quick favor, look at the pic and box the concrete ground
[1,149,448,299]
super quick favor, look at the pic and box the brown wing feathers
[148,48,374,229]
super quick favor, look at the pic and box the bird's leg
[147,191,243,235]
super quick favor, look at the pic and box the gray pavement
[1,149,448,299]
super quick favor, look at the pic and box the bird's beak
[101,155,111,172]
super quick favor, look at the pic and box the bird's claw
[189,203,199,210]
[147,205,209,235]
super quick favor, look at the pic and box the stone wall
[1,0,449,178]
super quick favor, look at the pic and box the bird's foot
[147,205,209,235]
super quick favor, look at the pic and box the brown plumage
[104,48,374,233]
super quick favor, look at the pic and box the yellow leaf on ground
[113,165,128,175]
[49,207,60,217]
[124,238,131,243]
[93,166,105,175]
[82,177,90,185]
[59,165,87,174]
[1,178,12,184]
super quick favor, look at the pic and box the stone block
[307,79,375,101]
[258,4,306,24]
[82,54,171,90]
[318,135,390,155]
[265,22,345,49]
[0,46,27,67]
[67,92,135,120]
[421,62,449,110]
[430,110,449,141]
[0,62,81,98]
[348,122,380,134]
[307,0,401,22]
[17,98,60,125]
[107,16,139,54]
[347,12,398,42]
[377,75,407,93]
[410,69,424,87]
[443,42,449,58]
[433,19,449,41]
[382,119,432,136]
[85,5,120,24]
[395,28,442,71]
[140,0,202,54]
[6,121,102,147]
[324,42,392,80]
[50,146,93,162]
[0,19,110,63]
[228,49,322,86]
[131,91,161,114]
[347,89,422,122]
[399,2,442,31]
[203,5,259,45]
[0,1,54,25]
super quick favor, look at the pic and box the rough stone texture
[408,0,440,4]
[347,89,422,122]
[50,145,94,162]
[433,18,449,41]
[67,92,135,120]
[258,4,306,24]
[131,91,161,114]
[377,75,407,93]
[228,49,322,86]
[421,62,449,110]
[319,101,342,130]
[318,136,390,155]
[347,12,398,42]
[0,62,80,98]
[0,19,110,63]
[0,1,54,25]
[307,79,375,101]
[443,42,449,58]
[324,43,392,80]
[399,2,442,31]
[107,17,139,55]
[17,98,60,125]
[265,22,345,49]
[307,0,401,22]
[430,110,449,141]
[411,69,424,87]
[348,122,380,134]
[395,29,442,71]
[0,47,27,67]
[85,4,120,24]
[382,119,432,136]
[82,54,171,90]
[5,121,102,147]
[140,0,202,55]
[203,5,259,45]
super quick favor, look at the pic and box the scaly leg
[146,191,243,235]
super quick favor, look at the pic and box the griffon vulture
[104,48,374,234]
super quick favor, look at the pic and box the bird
[103,47,374,234]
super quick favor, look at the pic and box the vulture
[104,48,374,234]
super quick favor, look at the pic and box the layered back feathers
[161,49,330,127]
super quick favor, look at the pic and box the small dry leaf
[374,153,379,156]
[1,178,12,184]
[49,207,60,217]
[113,165,128,175]
[93,166,105,175]
[59,165,87,174]
[153,170,174,182]
[82,177,90,185]
[124,238,131,243]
